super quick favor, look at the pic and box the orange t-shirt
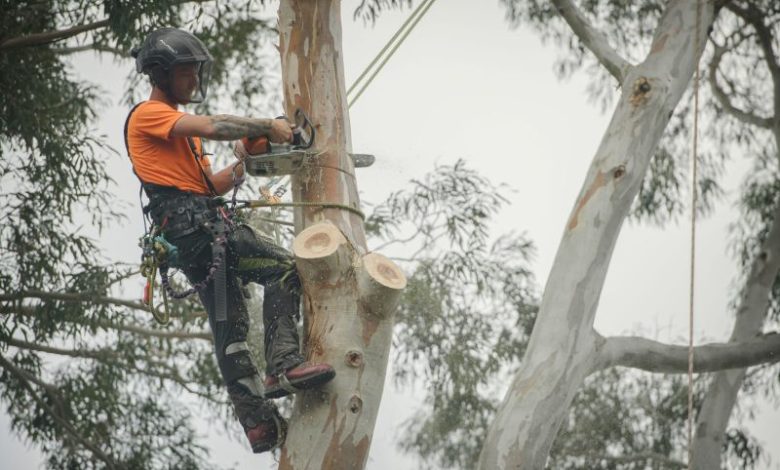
[126,100,212,195]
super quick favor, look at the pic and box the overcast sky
[3,1,779,469]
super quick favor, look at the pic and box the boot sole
[264,369,336,399]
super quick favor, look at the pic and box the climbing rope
[348,0,438,109]
[263,0,438,200]
[239,199,366,220]
[687,1,703,467]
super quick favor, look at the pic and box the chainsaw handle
[292,108,315,149]
[241,135,270,155]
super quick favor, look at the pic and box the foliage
[4,1,780,469]
[0,0,276,468]
[550,369,695,470]
[365,160,538,469]
[359,1,779,468]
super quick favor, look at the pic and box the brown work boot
[264,362,336,399]
[245,411,287,453]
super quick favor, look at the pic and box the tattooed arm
[171,113,293,143]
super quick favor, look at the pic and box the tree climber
[125,28,335,453]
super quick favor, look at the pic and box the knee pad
[219,341,258,384]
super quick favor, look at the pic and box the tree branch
[709,42,774,128]
[4,336,116,360]
[563,451,687,469]
[0,19,110,51]
[727,2,780,125]
[52,43,128,57]
[1,289,207,319]
[0,354,119,469]
[726,2,780,77]
[5,336,222,403]
[550,0,632,82]
[1,304,212,341]
[599,333,780,373]
[127,361,225,404]
[0,289,151,312]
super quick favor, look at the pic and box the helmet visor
[194,60,212,103]
[171,61,212,104]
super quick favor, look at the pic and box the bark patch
[321,394,370,470]
[345,349,363,367]
[360,314,381,346]
[306,305,328,360]
[321,393,339,434]
[568,170,607,231]
[650,33,668,54]
[630,77,652,107]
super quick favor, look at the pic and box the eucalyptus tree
[341,0,780,468]
[5,0,780,469]
[1,4,533,469]
[474,0,780,468]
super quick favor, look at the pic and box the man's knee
[219,340,259,384]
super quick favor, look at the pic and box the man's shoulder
[128,100,186,139]
[133,100,179,116]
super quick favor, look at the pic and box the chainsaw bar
[243,108,375,177]
[245,151,375,177]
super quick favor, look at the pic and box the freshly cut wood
[292,222,350,285]
[357,253,406,317]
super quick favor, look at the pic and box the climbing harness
[127,104,370,324]
[125,103,233,324]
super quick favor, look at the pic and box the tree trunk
[691,139,780,468]
[276,1,406,469]
[478,2,716,468]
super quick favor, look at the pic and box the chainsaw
[242,108,375,177]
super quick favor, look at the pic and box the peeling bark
[277,2,406,468]
[478,2,716,468]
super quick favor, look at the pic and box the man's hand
[233,139,250,161]
[268,118,294,144]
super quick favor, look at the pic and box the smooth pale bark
[600,333,780,373]
[277,2,406,469]
[478,2,716,468]
[550,0,631,82]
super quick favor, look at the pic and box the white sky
[2,0,779,469]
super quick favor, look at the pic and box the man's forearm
[208,115,274,141]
